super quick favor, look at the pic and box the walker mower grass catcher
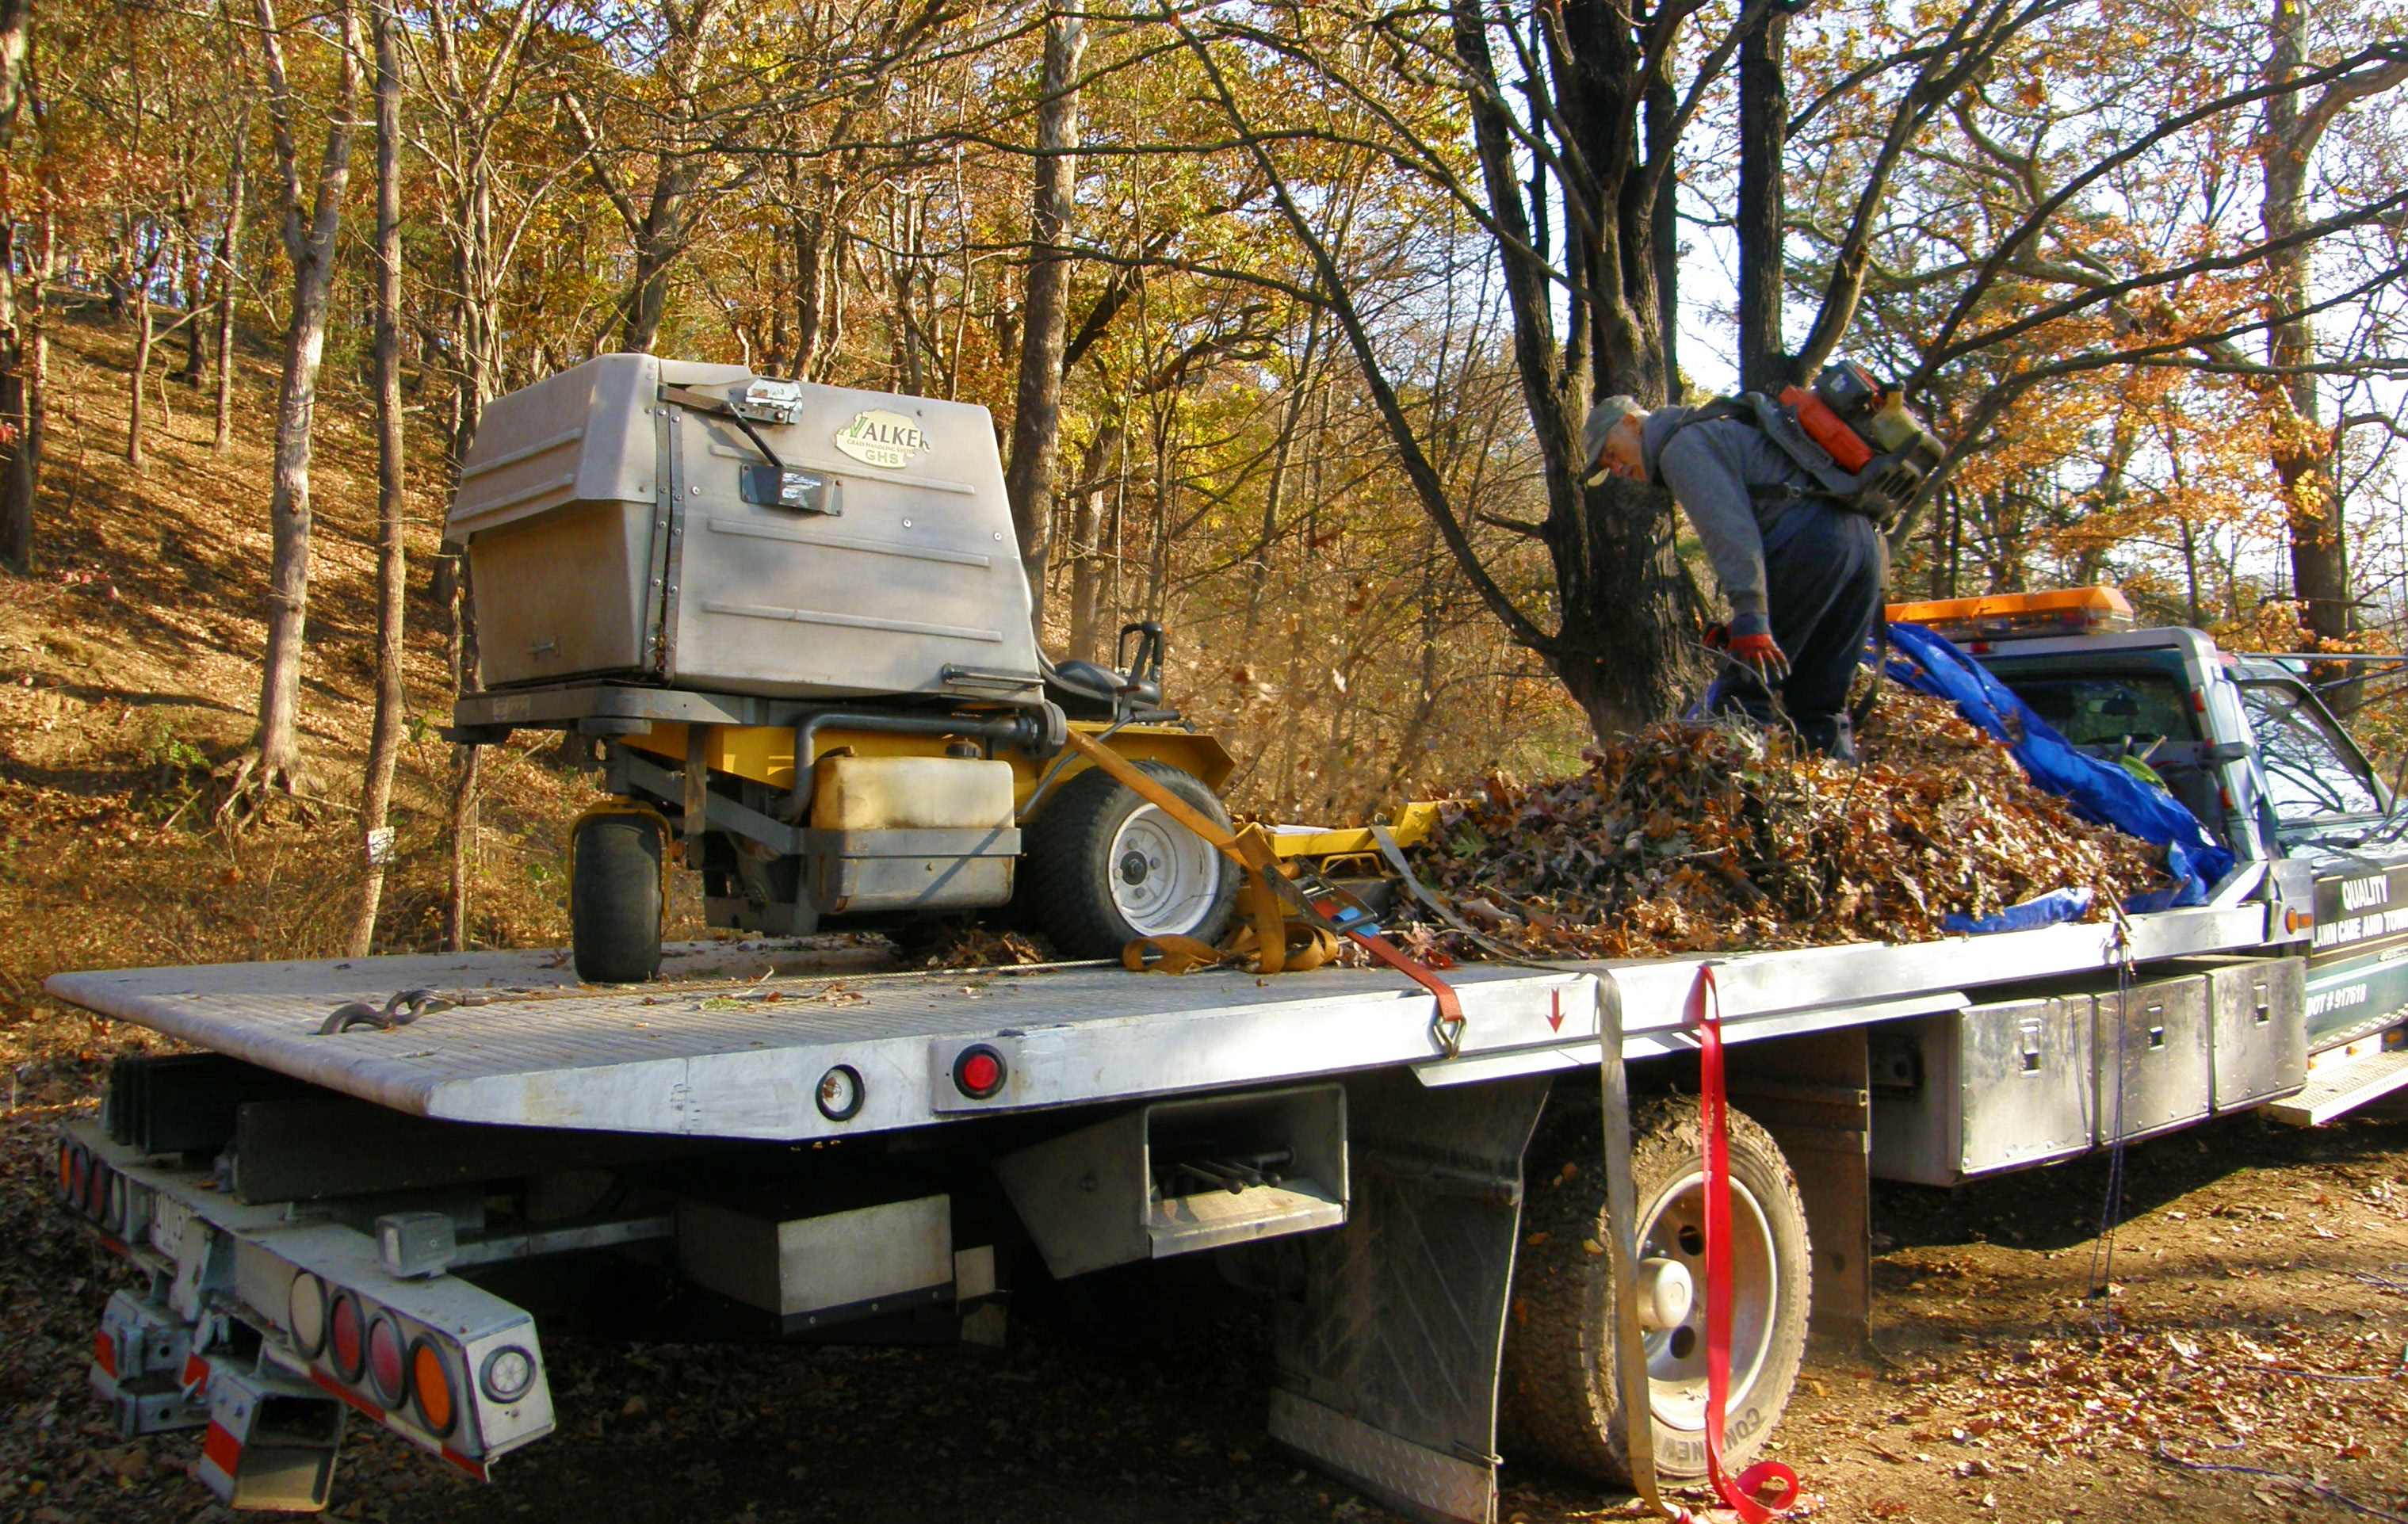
[447,354,1240,980]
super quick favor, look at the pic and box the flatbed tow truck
[40,360,2408,1524]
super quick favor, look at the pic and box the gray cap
[1582,394,1649,480]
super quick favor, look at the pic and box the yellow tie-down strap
[1064,732,1470,1058]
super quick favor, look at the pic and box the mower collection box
[446,353,1045,704]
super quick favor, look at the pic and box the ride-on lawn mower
[445,354,1241,980]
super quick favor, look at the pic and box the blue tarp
[1944,886,2093,935]
[1883,621,2235,911]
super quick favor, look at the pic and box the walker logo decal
[833,409,927,469]
[2311,867,2408,959]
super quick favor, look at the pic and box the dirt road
[9,1092,2408,1524]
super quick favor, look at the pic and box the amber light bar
[1886,586,2135,645]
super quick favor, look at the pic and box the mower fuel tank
[448,353,1045,703]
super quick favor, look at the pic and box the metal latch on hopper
[660,384,833,515]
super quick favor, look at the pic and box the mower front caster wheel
[571,811,665,984]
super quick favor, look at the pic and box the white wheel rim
[1634,1169,1779,1433]
[1107,804,1223,938]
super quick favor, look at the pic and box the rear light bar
[54,1121,554,1482]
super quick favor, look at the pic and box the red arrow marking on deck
[1547,991,1564,1033]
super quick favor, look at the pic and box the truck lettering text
[2307,982,2371,1018]
[2343,877,2391,911]
[2311,905,2408,947]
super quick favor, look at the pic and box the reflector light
[952,1045,1007,1100]
[817,1064,865,1121]
[289,1274,330,1358]
[480,1345,536,1403]
[103,1174,126,1236]
[367,1314,409,1405]
[81,1155,107,1217]
[329,1293,367,1382]
[411,1341,457,1436]
[1886,586,2135,644]
[55,1141,76,1201]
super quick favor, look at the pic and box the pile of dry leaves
[1403,688,2169,959]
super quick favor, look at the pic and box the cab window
[2240,682,2382,829]
[2002,673,2201,747]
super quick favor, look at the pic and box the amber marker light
[411,1341,457,1436]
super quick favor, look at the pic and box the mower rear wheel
[1019,762,1237,959]
[571,811,664,983]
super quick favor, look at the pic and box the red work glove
[1726,632,1791,685]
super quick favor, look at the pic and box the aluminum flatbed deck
[44,900,2273,1140]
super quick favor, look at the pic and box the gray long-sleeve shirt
[1642,404,1823,632]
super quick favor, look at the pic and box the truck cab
[1895,587,2408,1114]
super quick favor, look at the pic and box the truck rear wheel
[571,810,664,983]
[1502,1096,1810,1483]
[1018,762,1238,959]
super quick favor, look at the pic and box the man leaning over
[1583,393,1884,757]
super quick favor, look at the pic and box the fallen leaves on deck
[1403,689,2169,959]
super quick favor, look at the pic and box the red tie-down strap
[1695,964,1801,1523]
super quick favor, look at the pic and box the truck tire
[1019,761,1238,960]
[571,812,664,983]
[1501,1096,1810,1484]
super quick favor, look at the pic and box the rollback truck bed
[42,604,2408,1524]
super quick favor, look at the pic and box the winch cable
[1369,824,1561,969]
[1061,730,1469,1056]
[2088,911,2139,1327]
[1696,964,1802,1522]
[1596,972,1679,1521]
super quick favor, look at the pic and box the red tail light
[329,1293,366,1383]
[953,1045,1007,1100]
[367,1315,409,1406]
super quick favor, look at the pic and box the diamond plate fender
[1269,1068,1552,1524]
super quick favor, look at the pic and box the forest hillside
[0,307,613,1104]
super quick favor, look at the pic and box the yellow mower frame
[619,719,1237,819]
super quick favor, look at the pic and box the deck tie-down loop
[1061,730,1466,1056]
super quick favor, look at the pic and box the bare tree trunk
[1003,5,1087,628]
[214,113,247,454]
[1242,317,1323,647]
[1066,420,1120,663]
[1736,6,1788,392]
[2264,0,2349,652]
[446,556,480,950]
[351,0,407,958]
[446,744,480,950]
[0,0,40,575]
[240,0,360,805]
[127,241,154,468]
[790,170,846,380]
